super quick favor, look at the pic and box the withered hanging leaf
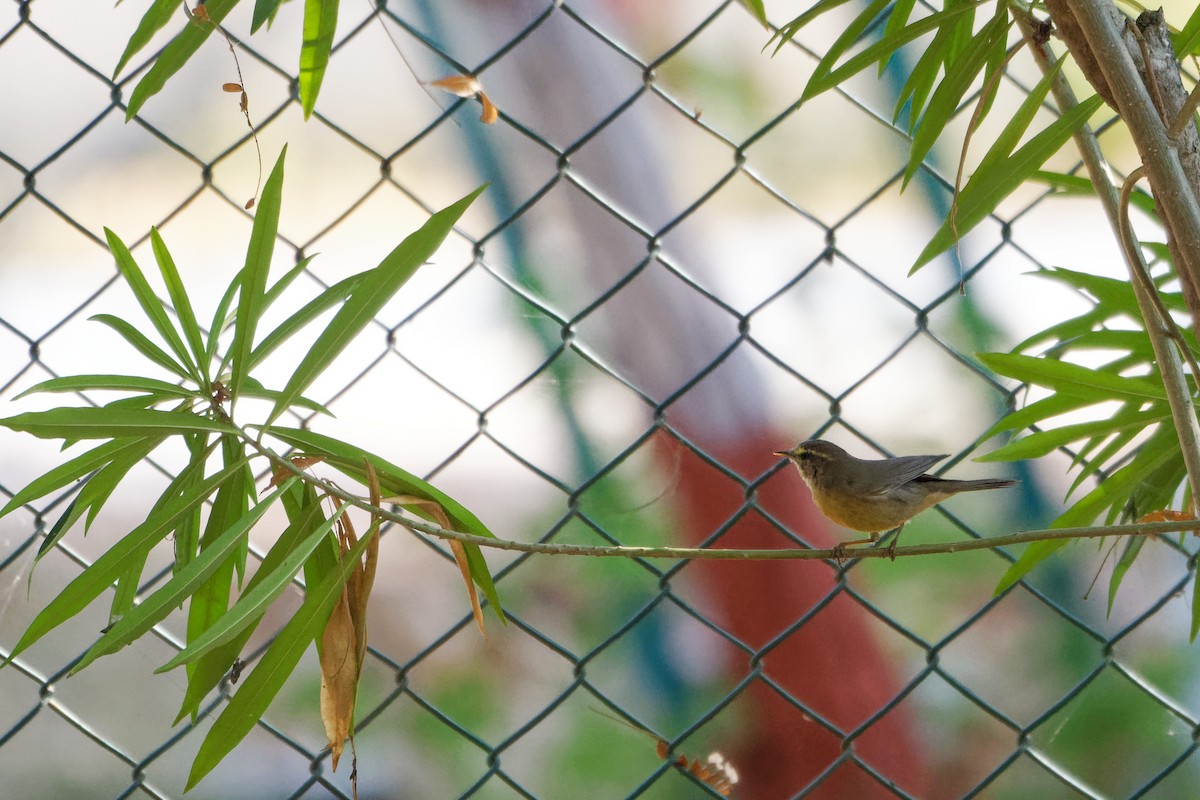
[429,74,482,98]
[268,455,328,488]
[222,82,243,93]
[429,75,499,125]
[320,514,359,771]
[387,493,486,637]
[478,92,499,125]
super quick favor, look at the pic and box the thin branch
[238,419,1200,561]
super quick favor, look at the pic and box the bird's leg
[833,533,878,563]
[881,525,905,561]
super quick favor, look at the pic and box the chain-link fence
[1,1,1197,798]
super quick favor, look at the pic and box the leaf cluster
[116,0,338,120]
[764,0,1104,272]
[0,148,500,789]
[979,266,1198,628]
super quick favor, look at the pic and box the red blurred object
[665,432,927,798]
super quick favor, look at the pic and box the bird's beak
[773,450,790,458]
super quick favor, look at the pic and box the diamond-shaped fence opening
[1,1,1197,798]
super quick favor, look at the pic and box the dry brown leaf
[478,91,499,125]
[429,75,498,125]
[222,82,242,92]
[429,74,482,98]
[268,455,327,488]
[386,494,487,637]
[320,516,359,771]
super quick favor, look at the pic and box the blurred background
[1,0,1198,797]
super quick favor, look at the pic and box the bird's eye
[797,451,811,461]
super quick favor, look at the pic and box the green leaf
[0,437,156,521]
[91,313,192,381]
[109,552,148,630]
[739,0,767,26]
[230,147,288,402]
[994,538,1069,594]
[1030,170,1157,216]
[979,392,1097,442]
[260,255,317,318]
[159,501,343,672]
[182,438,251,699]
[263,425,505,621]
[1031,267,1142,319]
[2,459,244,667]
[912,90,1105,272]
[878,0,916,75]
[1192,563,1200,641]
[186,519,375,791]
[238,377,333,416]
[249,271,362,370]
[113,0,180,79]
[15,375,199,401]
[1175,3,1200,57]
[105,228,199,381]
[79,434,170,532]
[299,0,339,119]
[802,1,981,103]
[979,352,1166,402]
[767,0,855,54]
[252,0,288,31]
[0,408,232,440]
[266,185,486,425]
[70,480,294,674]
[151,228,208,382]
[207,271,243,366]
[1107,536,1144,617]
[803,0,891,100]
[981,409,1166,461]
[125,0,239,120]
[903,11,1011,188]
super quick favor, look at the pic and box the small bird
[774,440,1015,557]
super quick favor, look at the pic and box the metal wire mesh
[1,1,1198,798]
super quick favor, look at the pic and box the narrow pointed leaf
[252,0,287,31]
[105,228,198,381]
[1107,536,1144,616]
[903,12,1010,187]
[16,375,198,401]
[266,185,486,425]
[912,92,1105,272]
[2,461,244,666]
[802,2,981,103]
[980,409,1167,461]
[125,0,238,120]
[768,0,855,54]
[113,0,180,78]
[159,503,343,672]
[71,481,294,674]
[186,524,375,791]
[230,147,288,402]
[0,408,232,440]
[979,352,1166,402]
[979,393,1097,441]
[0,438,154,521]
[151,228,208,380]
[299,0,339,118]
[91,314,191,380]
[249,271,363,369]
[739,0,767,26]
[207,272,243,364]
[174,482,331,723]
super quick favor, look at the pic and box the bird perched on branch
[775,440,1015,558]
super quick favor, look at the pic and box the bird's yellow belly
[812,492,929,533]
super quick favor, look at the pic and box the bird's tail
[920,477,1017,492]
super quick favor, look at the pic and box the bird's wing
[866,454,946,494]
